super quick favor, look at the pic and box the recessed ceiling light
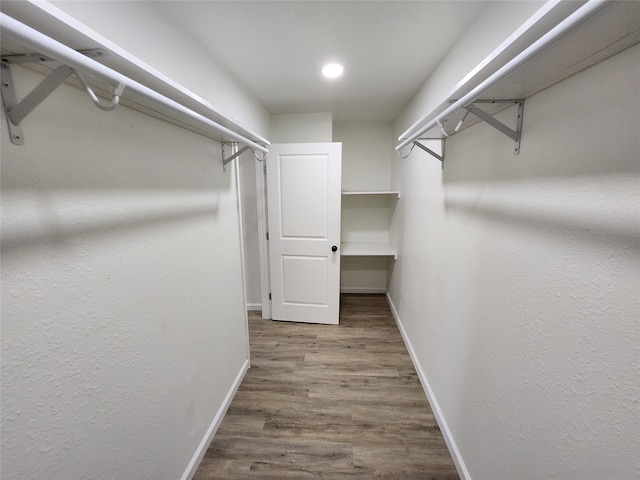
[322,63,343,79]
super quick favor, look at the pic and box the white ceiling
[157,1,488,123]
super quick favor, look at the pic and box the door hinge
[268,293,272,300]
[266,232,269,240]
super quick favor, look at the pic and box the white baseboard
[340,287,386,294]
[181,358,249,480]
[385,292,471,480]
[246,303,262,311]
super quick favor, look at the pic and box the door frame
[255,156,272,319]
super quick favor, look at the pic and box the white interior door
[267,143,342,325]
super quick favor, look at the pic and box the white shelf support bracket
[413,138,446,167]
[1,61,73,145]
[1,60,25,145]
[222,142,267,171]
[222,143,250,170]
[1,49,111,146]
[464,100,525,154]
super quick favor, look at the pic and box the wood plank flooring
[194,294,459,479]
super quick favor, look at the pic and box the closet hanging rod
[0,13,268,154]
[396,0,608,152]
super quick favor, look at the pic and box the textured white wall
[334,123,393,192]
[270,112,333,144]
[0,3,267,479]
[238,152,262,308]
[388,42,640,480]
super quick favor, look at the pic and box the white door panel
[281,256,328,304]
[279,154,328,239]
[267,143,341,325]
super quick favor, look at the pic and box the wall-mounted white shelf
[341,190,399,261]
[397,0,640,158]
[342,190,401,198]
[341,242,396,260]
[0,2,269,154]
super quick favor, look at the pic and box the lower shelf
[340,242,396,259]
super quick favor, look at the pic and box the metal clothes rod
[0,13,268,154]
[396,0,608,152]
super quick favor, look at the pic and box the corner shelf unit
[340,191,399,260]
[397,0,640,161]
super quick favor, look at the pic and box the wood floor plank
[193,294,459,480]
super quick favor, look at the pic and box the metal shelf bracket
[1,60,75,145]
[222,143,249,170]
[1,49,111,146]
[399,100,524,163]
[464,100,525,154]
[413,138,446,168]
[221,142,267,171]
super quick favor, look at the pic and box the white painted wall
[389,40,640,480]
[335,122,392,192]
[0,3,270,479]
[270,112,333,144]
[45,0,273,312]
[238,152,262,309]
